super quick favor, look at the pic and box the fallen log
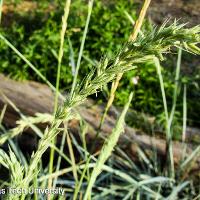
[0,74,199,168]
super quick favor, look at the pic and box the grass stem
[48,0,71,194]
[182,84,187,142]
[70,0,94,99]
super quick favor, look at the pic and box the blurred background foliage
[0,0,200,133]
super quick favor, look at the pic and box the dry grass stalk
[102,0,151,125]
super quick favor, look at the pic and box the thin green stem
[169,48,182,128]
[182,84,187,142]
[49,0,71,193]
[73,157,91,200]
[154,57,174,178]
[54,0,71,112]
[70,0,94,99]
[53,124,68,188]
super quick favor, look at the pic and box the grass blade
[169,48,182,128]
[83,92,133,200]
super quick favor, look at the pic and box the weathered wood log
[0,74,199,168]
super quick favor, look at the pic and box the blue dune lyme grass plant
[1,1,200,198]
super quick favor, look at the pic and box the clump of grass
[1,9,200,199]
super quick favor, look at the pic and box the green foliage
[0,0,136,87]
[0,0,200,128]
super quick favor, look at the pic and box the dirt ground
[140,0,200,26]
